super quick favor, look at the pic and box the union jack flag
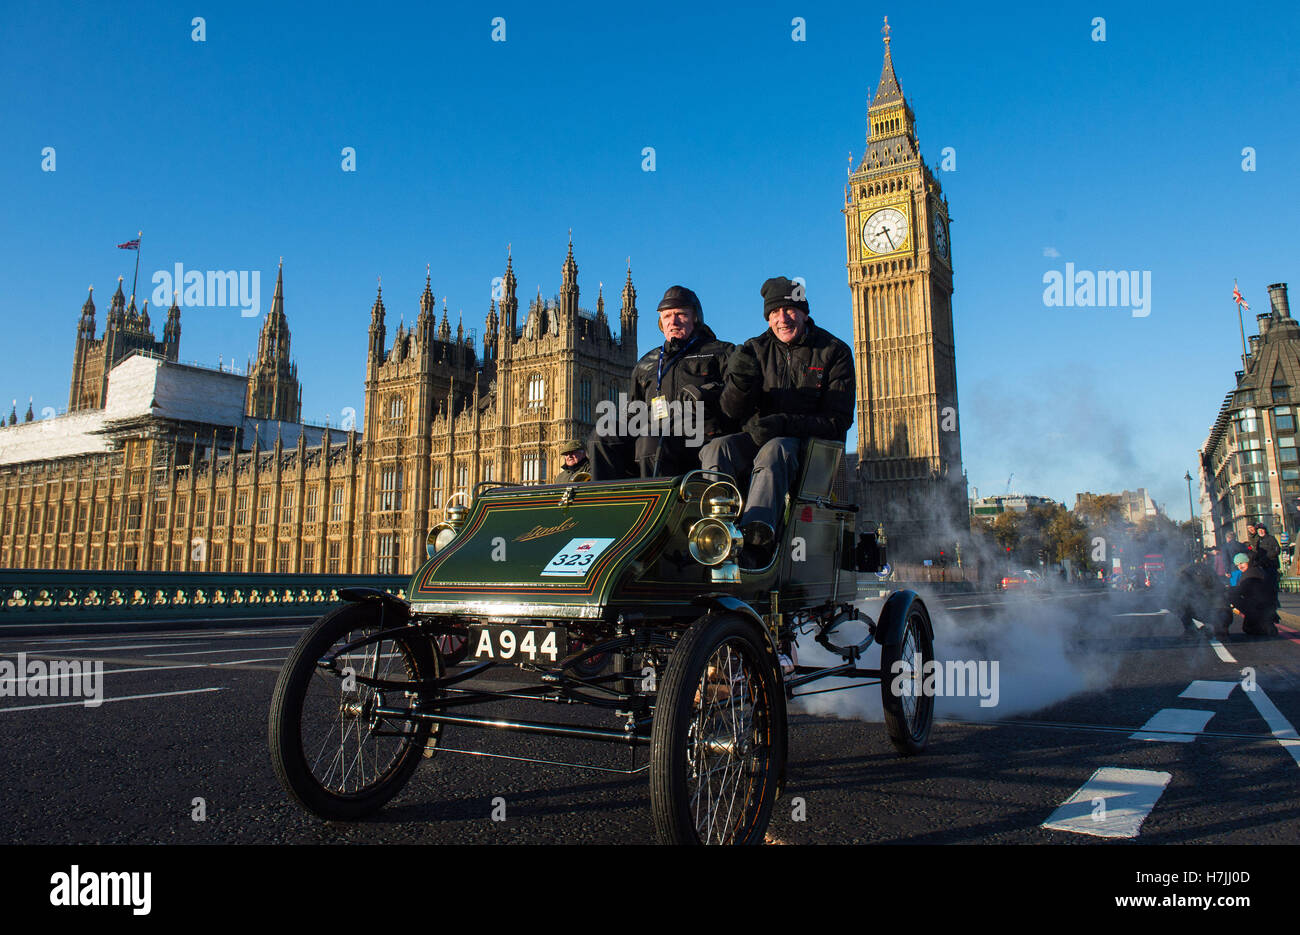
[1233,280,1250,311]
[116,239,140,250]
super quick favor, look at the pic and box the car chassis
[269,440,935,844]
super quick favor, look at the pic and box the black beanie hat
[761,276,809,318]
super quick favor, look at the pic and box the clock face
[862,207,908,255]
[933,215,949,260]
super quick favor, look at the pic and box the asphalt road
[1,587,1297,845]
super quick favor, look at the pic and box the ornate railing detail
[0,571,407,626]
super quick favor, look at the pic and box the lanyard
[656,334,699,391]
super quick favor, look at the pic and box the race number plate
[469,624,561,663]
[541,537,616,577]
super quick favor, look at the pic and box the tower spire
[873,16,903,106]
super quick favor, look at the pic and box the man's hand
[746,414,788,446]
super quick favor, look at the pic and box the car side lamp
[689,484,744,583]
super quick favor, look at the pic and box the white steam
[790,590,1124,723]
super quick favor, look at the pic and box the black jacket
[1229,564,1274,631]
[630,323,734,439]
[1252,533,1281,572]
[720,319,855,445]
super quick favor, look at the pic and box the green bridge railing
[0,570,407,628]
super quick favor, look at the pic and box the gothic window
[386,394,406,434]
[579,377,593,422]
[304,486,318,524]
[215,493,227,526]
[195,494,207,526]
[379,466,403,511]
[280,488,295,524]
[455,464,468,501]
[258,490,271,524]
[278,542,290,573]
[522,452,543,484]
[255,542,267,572]
[302,542,315,574]
[127,498,141,531]
[483,461,494,482]
[431,466,443,507]
[330,484,344,521]
[328,540,341,574]
[526,373,545,410]
[377,534,398,575]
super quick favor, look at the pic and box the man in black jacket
[590,285,734,478]
[1250,521,1282,621]
[701,276,855,566]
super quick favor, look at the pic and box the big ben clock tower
[845,18,966,557]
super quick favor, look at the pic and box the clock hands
[881,227,895,249]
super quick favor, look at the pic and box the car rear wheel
[879,602,935,756]
[650,613,786,845]
[268,601,440,819]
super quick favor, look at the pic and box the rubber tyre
[879,601,935,756]
[650,613,786,845]
[268,601,439,819]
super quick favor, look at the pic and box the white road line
[1114,612,1167,617]
[0,687,225,713]
[1179,680,1237,701]
[1042,767,1172,838]
[1130,708,1217,742]
[1191,619,1238,662]
[1243,685,1300,769]
[1,642,193,653]
[9,657,288,685]
[142,645,297,657]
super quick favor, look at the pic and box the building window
[76,505,86,533]
[379,466,403,511]
[483,461,494,483]
[431,466,443,508]
[61,507,71,534]
[171,544,183,568]
[195,494,207,527]
[258,490,271,524]
[278,541,290,573]
[255,542,267,572]
[1276,412,1295,433]
[127,499,141,531]
[328,540,341,574]
[233,543,245,572]
[305,486,318,523]
[215,493,227,526]
[377,534,398,575]
[579,377,592,422]
[331,485,344,521]
[236,492,249,525]
[302,542,315,573]
[153,545,164,568]
[455,464,468,501]
[526,372,545,409]
[522,452,546,484]
[281,488,295,524]
[210,542,223,569]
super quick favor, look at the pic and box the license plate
[469,624,561,663]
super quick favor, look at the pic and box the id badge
[651,395,670,421]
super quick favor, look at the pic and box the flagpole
[130,231,142,305]
[1239,299,1248,371]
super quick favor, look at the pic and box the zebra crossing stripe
[1042,767,1172,838]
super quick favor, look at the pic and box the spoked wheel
[650,613,786,845]
[879,601,935,756]
[268,601,441,819]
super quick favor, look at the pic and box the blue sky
[3,0,1298,519]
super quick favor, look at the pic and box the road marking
[0,642,193,653]
[1179,680,1237,701]
[1243,685,1300,770]
[1114,612,1167,617]
[142,645,297,657]
[0,687,225,713]
[1042,767,1172,838]
[1193,619,1237,662]
[1130,708,1216,742]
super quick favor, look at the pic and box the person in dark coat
[553,438,591,483]
[589,286,734,479]
[1174,556,1229,635]
[1251,521,1283,622]
[1227,552,1278,636]
[700,276,855,567]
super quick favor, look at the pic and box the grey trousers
[699,433,800,531]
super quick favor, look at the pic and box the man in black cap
[553,438,591,483]
[589,285,734,478]
[701,276,855,567]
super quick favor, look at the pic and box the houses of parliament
[0,244,638,575]
[0,24,964,574]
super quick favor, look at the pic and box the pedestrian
[1227,552,1279,636]
[1251,521,1282,623]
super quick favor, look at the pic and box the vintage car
[268,439,935,844]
